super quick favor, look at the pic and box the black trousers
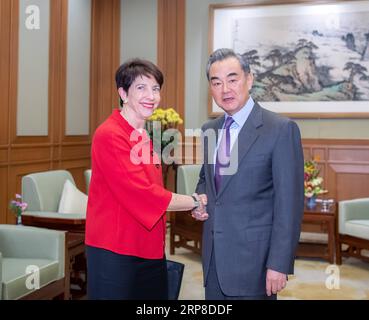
[86,245,168,300]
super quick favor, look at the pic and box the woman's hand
[191,193,209,221]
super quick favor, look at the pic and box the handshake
[191,193,209,221]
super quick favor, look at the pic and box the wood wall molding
[302,139,369,202]
[7,0,19,145]
[0,0,12,146]
[157,0,185,133]
[90,0,121,132]
[178,138,369,203]
[0,0,17,223]
[302,139,369,146]
[0,0,121,224]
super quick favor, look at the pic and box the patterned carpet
[166,244,369,300]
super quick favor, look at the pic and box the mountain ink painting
[231,4,369,102]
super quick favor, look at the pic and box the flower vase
[16,214,22,225]
[306,196,317,209]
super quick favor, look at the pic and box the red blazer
[85,109,172,259]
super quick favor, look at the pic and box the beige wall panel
[120,0,157,63]
[17,0,50,136]
[66,0,91,136]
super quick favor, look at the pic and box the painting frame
[208,0,369,118]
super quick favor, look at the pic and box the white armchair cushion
[344,220,369,241]
[22,211,86,220]
[339,198,369,234]
[57,180,87,215]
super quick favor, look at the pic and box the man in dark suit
[195,48,304,300]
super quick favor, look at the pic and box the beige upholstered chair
[176,165,202,195]
[21,170,85,233]
[170,164,203,255]
[336,198,369,264]
[84,169,92,194]
[21,170,87,298]
[0,224,67,300]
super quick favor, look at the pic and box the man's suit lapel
[216,103,263,198]
[205,116,224,198]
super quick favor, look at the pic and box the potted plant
[146,107,183,187]
[9,194,28,225]
[304,159,328,208]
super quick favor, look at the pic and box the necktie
[214,117,234,193]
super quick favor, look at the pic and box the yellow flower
[304,159,328,198]
[148,107,183,127]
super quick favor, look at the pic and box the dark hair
[115,58,164,107]
[206,48,250,81]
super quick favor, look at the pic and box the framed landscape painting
[208,0,369,118]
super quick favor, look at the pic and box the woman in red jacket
[85,58,207,300]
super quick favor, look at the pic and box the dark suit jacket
[196,102,304,297]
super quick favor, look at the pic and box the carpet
[166,245,369,300]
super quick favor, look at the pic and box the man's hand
[191,193,209,221]
[266,269,287,296]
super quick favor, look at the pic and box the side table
[296,203,337,264]
[67,233,86,299]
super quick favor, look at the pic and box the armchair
[0,224,67,300]
[84,169,92,194]
[170,164,203,255]
[336,198,369,264]
[21,170,85,233]
[21,170,87,298]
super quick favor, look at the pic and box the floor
[166,241,369,300]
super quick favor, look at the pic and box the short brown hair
[115,59,164,107]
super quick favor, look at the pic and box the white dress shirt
[213,97,255,169]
